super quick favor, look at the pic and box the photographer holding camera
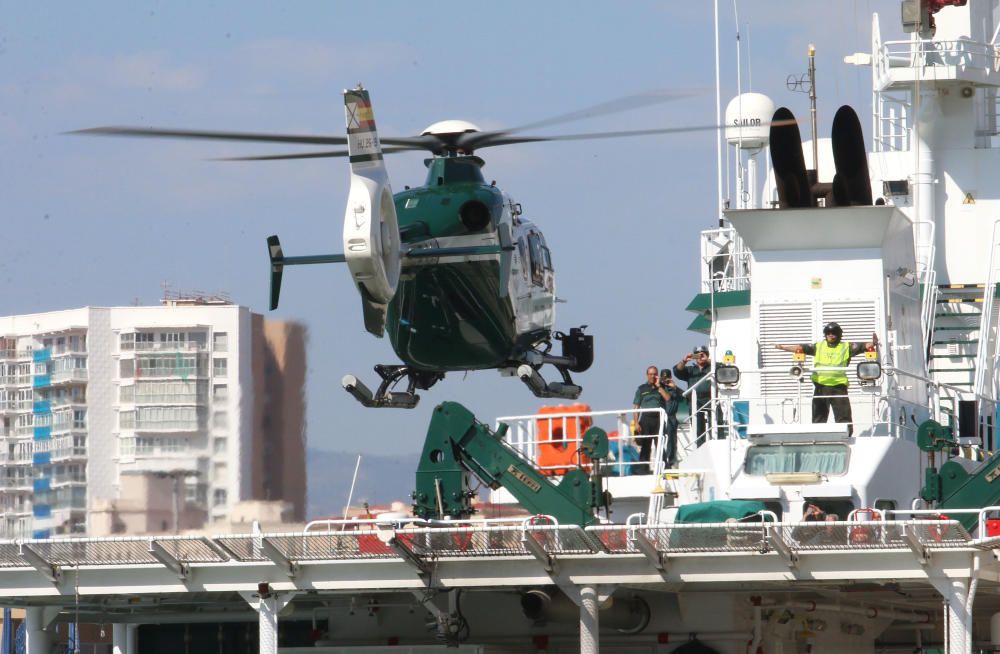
[632,365,682,474]
[673,345,714,446]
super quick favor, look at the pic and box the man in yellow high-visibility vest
[774,322,876,431]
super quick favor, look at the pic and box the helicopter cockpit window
[443,159,485,184]
[541,246,553,271]
[527,234,545,286]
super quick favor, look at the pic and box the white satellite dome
[724,93,776,149]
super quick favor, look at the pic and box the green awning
[687,314,711,334]
[685,290,751,313]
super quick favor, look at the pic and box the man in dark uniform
[774,322,876,432]
[632,366,680,474]
[674,345,713,445]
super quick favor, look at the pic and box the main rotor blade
[70,126,436,149]
[70,126,349,146]
[505,87,708,134]
[464,118,799,149]
[212,145,420,161]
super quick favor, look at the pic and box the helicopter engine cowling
[458,199,491,232]
[342,87,402,310]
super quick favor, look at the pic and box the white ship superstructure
[7,4,1000,654]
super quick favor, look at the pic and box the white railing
[881,37,1000,76]
[700,227,751,293]
[974,220,1000,401]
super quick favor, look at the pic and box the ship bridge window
[745,443,848,476]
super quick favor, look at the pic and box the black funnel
[769,107,812,208]
[830,105,873,206]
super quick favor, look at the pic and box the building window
[213,412,228,429]
[213,332,228,352]
[73,410,86,429]
[188,331,207,349]
[135,332,154,349]
[120,333,134,351]
[160,331,184,346]
[119,359,134,379]
[118,411,135,430]
[213,488,227,507]
[213,384,228,401]
[212,463,227,483]
[213,437,227,454]
[119,385,134,403]
[213,358,227,378]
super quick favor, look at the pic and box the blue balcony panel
[32,452,51,466]
[33,426,51,441]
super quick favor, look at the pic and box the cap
[693,345,709,354]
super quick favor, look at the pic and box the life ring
[848,507,882,545]
[928,514,950,542]
[451,529,473,551]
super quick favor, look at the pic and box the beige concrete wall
[250,318,307,520]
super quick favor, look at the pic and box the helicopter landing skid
[516,364,582,400]
[342,365,444,409]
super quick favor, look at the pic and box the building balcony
[119,456,201,475]
[133,341,207,353]
[50,370,88,385]
[134,394,206,405]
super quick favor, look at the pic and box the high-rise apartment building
[0,296,306,538]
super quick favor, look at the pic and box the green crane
[411,401,611,526]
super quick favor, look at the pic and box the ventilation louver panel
[759,303,813,396]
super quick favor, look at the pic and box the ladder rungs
[933,326,977,331]
[928,354,976,359]
[937,298,984,303]
[929,367,976,372]
[932,340,979,344]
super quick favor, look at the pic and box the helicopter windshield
[424,157,486,186]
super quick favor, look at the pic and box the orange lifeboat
[536,404,592,475]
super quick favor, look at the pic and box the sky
[0,1,905,461]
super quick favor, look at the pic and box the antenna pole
[714,0,724,226]
[808,44,818,173]
[340,455,362,530]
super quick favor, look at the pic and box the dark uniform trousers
[812,383,853,425]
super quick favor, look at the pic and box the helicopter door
[525,232,556,329]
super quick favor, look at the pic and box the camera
[659,368,672,385]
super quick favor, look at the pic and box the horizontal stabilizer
[266,235,348,310]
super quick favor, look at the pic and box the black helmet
[822,322,843,338]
